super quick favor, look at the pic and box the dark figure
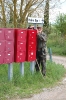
[28,25,34,29]
[35,25,47,76]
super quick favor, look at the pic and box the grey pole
[20,62,24,76]
[30,61,35,74]
[8,63,13,81]
[34,23,36,28]
[48,48,52,62]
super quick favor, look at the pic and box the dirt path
[13,55,66,100]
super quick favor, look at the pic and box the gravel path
[12,55,66,100]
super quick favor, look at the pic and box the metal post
[48,48,52,62]
[20,62,24,76]
[34,23,36,28]
[30,61,35,74]
[8,63,13,81]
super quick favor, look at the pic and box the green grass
[0,61,66,100]
[47,34,66,56]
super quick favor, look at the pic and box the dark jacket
[37,32,47,50]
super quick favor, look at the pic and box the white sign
[28,17,44,24]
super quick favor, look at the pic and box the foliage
[55,14,66,36]
[0,0,45,28]
[0,61,66,99]
[47,32,66,56]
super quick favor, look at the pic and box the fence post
[48,48,52,62]
[30,61,35,74]
[8,63,13,81]
[20,62,24,76]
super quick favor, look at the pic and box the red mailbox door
[5,29,14,40]
[17,29,27,41]
[0,41,5,52]
[5,41,14,52]
[0,28,5,40]
[28,41,36,51]
[27,30,37,41]
[0,52,4,64]
[27,51,36,61]
[17,41,26,51]
[4,52,14,63]
[15,51,26,62]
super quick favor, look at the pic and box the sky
[60,0,66,13]
[49,0,66,23]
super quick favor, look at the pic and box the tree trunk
[1,0,6,27]
[13,0,17,28]
[43,0,49,34]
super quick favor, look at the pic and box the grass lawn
[0,60,66,100]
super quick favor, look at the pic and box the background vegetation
[47,14,66,56]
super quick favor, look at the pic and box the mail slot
[0,52,4,64]
[0,41,5,52]
[14,51,26,62]
[5,28,14,40]
[27,41,36,51]
[4,52,14,63]
[27,29,37,41]
[15,29,27,41]
[17,41,26,51]
[5,41,14,52]
[26,51,36,61]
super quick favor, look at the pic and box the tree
[55,14,66,37]
[0,0,45,28]
[43,0,49,34]
[0,0,61,28]
[0,0,6,27]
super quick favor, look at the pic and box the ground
[11,55,66,100]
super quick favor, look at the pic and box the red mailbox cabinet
[15,51,26,62]
[5,41,14,52]
[4,28,14,63]
[4,51,14,63]
[27,29,37,41]
[0,41,5,52]
[14,29,27,62]
[0,28,5,40]
[0,28,14,64]
[5,29,14,40]
[0,52,4,64]
[26,29,37,61]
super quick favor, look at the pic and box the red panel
[17,41,26,51]
[27,29,37,41]
[4,52,14,63]
[28,41,36,51]
[15,51,26,62]
[0,52,4,64]
[5,41,14,52]
[16,29,27,41]
[0,28,5,40]
[5,28,14,40]
[26,51,36,61]
[0,41,5,52]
